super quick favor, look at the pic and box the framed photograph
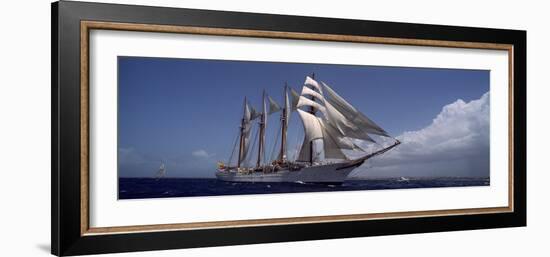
[52,1,526,256]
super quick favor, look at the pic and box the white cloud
[353,92,490,178]
[118,147,146,165]
[192,149,214,158]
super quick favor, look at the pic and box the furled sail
[321,81,389,137]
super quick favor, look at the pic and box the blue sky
[118,56,489,178]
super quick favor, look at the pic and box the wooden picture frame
[52,1,526,256]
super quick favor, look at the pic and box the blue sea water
[118,177,490,200]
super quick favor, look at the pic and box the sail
[324,101,375,142]
[296,109,323,162]
[301,86,323,101]
[296,96,326,116]
[318,118,348,160]
[321,119,360,150]
[297,138,316,163]
[295,76,358,161]
[294,76,392,162]
[243,100,251,121]
[300,78,375,142]
[231,75,393,169]
[256,91,268,166]
[262,92,267,127]
[305,76,322,92]
[239,101,254,163]
[155,162,166,179]
[282,88,290,157]
[250,105,261,120]
[296,109,323,141]
[321,81,389,137]
[284,89,290,127]
[268,95,281,114]
[278,87,291,161]
[240,122,252,161]
[290,88,300,111]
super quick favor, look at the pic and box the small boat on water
[155,162,166,180]
[216,75,400,184]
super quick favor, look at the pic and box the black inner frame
[51,1,526,256]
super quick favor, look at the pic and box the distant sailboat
[155,162,166,180]
[216,75,400,184]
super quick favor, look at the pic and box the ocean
[118,177,489,200]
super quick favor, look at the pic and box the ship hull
[215,162,356,184]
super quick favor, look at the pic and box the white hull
[215,162,356,184]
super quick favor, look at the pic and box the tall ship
[216,75,400,184]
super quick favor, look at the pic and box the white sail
[284,89,290,127]
[220,74,399,182]
[155,162,166,179]
[296,109,323,162]
[321,81,389,137]
[294,76,386,162]
[297,138,323,163]
[324,100,357,131]
[305,76,322,92]
[297,77,360,161]
[290,87,300,111]
[296,109,323,141]
[268,95,281,114]
[243,101,252,121]
[320,119,359,150]
[300,78,375,142]
[262,92,267,127]
[240,123,252,161]
[239,101,254,163]
[301,85,324,101]
[296,96,327,116]
[283,89,291,156]
[324,100,375,142]
[257,91,268,166]
[250,105,261,120]
[318,118,348,159]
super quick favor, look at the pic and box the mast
[237,97,246,168]
[256,90,266,168]
[309,73,316,165]
[279,84,289,162]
